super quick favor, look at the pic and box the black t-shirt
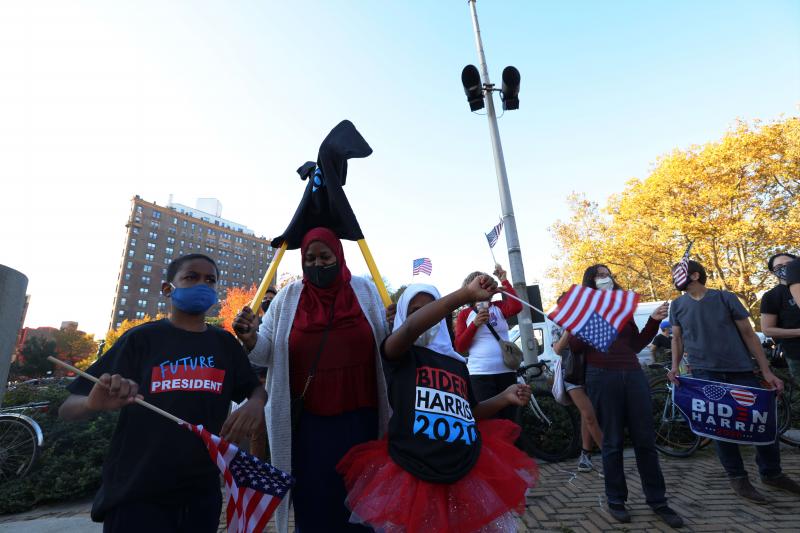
[381,342,481,483]
[760,284,800,359]
[651,334,671,350]
[788,259,800,286]
[67,319,260,519]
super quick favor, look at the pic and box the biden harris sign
[673,376,778,446]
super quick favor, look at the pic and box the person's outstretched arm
[384,276,498,361]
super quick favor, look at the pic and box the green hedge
[0,384,117,514]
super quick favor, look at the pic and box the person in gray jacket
[234,227,391,533]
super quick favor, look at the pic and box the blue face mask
[170,283,218,314]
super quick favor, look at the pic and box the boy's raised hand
[503,383,532,406]
[465,274,498,303]
[86,373,141,412]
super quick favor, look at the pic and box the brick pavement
[522,446,800,532]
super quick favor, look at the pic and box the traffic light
[500,66,520,110]
[461,65,485,111]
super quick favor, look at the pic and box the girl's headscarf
[394,284,465,362]
[293,227,363,332]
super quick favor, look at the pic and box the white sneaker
[577,452,593,472]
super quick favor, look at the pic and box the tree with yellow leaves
[218,285,257,334]
[100,314,167,356]
[549,117,799,324]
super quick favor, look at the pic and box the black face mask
[304,263,339,288]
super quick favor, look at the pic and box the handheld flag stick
[358,238,391,307]
[47,356,185,425]
[498,289,547,317]
[249,242,288,315]
[488,244,497,266]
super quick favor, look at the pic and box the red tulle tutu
[336,419,538,533]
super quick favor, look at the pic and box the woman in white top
[453,265,523,420]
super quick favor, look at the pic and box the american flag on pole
[183,423,294,533]
[413,257,433,276]
[485,219,504,248]
[548,284,640,352]
[672,241,693,289]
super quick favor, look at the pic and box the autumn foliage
[218,285,258,334]
[549,116,799,323]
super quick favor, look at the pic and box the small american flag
[672,241,693,288]
[548,284,640,352]
[412,257,432,276]
[184,423,293,533]
[485,219,504,248]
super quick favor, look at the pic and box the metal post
[467,0,537,362]
[0,265,29,406]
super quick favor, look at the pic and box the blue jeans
[691,369,782,479]
[586,366,667,508]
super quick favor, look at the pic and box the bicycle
[649,363,710,457]
[0,401,48,481]
[769,347,800,447]
[513,361,581,462]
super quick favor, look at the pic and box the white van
[631,300,667,366]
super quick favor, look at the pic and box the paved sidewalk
[4,446,799,532]
[523,446,800,532]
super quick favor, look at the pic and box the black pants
[585,366,667,508]
[102,489,222,533]
[470,372,518,420]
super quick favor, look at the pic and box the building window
[132,227,139,235]
[136,205,143,214]
[118,310,125,316]
[127,261,133,269]
[145,253,154,261]
[168,227,177,235]
[157,301,166,311]
[135,311,145,319]
[143,265,152,273]
[149,232,157,240]
[152,210,161,219]
[128,249,134,257]
[124,273,131,281]
[130,238,137,247]
[122,285,129,293]
[167,237,175,245]
[147,243,156,251]
[140,287,149,294]
[165,247,174,256]
[138,299,147,307]
[172,217,178,224]
[191,223,196,231]
[116,322,122,328]
[141,276,151,284]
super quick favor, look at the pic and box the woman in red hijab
[235,227,391,533]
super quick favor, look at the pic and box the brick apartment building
[109,196,274,330]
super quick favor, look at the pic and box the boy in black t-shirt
[59,254,265,533]
[760,253,800,378]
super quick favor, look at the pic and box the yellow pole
[249,242,288,314]
[357,239,391,307]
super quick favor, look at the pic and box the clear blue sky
[1,1,798,336]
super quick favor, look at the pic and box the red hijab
[293,227,364,333]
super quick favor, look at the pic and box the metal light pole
[466,0,537,363]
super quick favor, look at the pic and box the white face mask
[414,324,440,347]
[595,276,614,291]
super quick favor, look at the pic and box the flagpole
[48,356,186,425]
[467,0,538,364]
[357,239,392,307]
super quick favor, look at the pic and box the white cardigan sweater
[248,276,390,533]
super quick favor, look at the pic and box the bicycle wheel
[0,415,40,480]
[778,382,800,447]
[515,391,580,462]
[650,376,702,457]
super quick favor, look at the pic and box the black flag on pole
[271,120,372,250]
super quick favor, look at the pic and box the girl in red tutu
[337,275,539,532]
